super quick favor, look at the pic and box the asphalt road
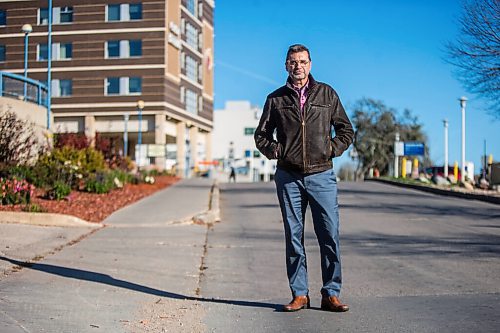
[200,181,500,332]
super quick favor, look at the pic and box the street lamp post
[443,119,449,178]
[459,96,467,182]
[136,100,145,168]
[394,131,400,178]
[123,112,129,157]
[47,0,53,129]
[21,23,32,100]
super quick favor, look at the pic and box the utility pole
[443,119,449,178]
[459,97,467,182]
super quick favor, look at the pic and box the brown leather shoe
[321,296,349,312]
[283,295,310,312]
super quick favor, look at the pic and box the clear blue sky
[213,0,499,174]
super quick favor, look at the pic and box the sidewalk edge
[192,180,221,225]
[367,178,500,205]
[0,211,102,228]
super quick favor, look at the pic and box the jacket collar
[286,74,317,91]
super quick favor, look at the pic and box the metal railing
[0,71,48,107]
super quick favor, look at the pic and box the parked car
[425,166,461,180]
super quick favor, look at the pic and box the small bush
[34,146,106,189]
[108,169,134,184]
[84,173,115,194]
[22,203,48,213]
[1,177,35,205]
[54,133,90,150]
[45,181,71,200]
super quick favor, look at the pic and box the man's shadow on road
[0,256,282,311]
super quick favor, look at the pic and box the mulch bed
[0,175,179,223]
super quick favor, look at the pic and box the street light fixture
[443,119,449,178]
[21,23,32,100]
[136,100,145,168]
[459,96,467,182]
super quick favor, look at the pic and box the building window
[198,95,203,112]
[198,2,203,19]
[0,10,6,26]
[60,79,72,96]
[181,18,186,35]
[0,45,5,62]
[186,0,197,16]
[129,77,142,93]
[244,127,256,136]
[198,64,203,82]
[52,79,72,97]
[129,3,142,20]
[105,77,141,95]
[107,4,120,21]
[106,77,120,94]
[180,86,185,104]
[38,8,49,25]
[185,89,198,114]
[107,41,120,57]
[60,7,73,23]
[185,55,198,81]
[38,44,48,60]
[180,52,185,69]
[129,40,142,56]
[106,40,142,58]
[107,3,142,22]
[198,32,203,50]
[37,43,72,61]
[185,23,198,49]
[38,7,73,25]
[59,43,72,59]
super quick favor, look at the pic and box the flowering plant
[144,175,155,184]
[0,177,36,205]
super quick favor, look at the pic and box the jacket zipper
[302,117,306,171]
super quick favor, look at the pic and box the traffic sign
[404,142,425,156]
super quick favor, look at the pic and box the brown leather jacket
[254,74,354,173]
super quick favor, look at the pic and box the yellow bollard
[453,161,458,182]
[402,157,407,178]
[412,158,419,178]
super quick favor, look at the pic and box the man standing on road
[254,44,354,312]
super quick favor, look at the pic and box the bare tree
[351,98,429,179]
[0,108,41,166]
[446,0,500,116]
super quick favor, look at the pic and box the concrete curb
[0,211,102,228]
[192,180,221,225]
[368,178,500,205]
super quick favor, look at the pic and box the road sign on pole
[404,142,425,156]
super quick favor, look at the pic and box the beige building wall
[0,97,49,145]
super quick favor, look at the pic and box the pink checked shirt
[294,80,309,114]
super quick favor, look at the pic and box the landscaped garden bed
[1,110,179,223]
[0,175,178,223]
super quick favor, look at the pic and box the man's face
[285,51,311,83]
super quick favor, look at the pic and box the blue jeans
[274,167,342,297]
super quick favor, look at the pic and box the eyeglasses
[287,60,310,67]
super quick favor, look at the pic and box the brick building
[0,0,215,176]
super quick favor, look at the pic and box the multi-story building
[0,0,214,176]
[212,100,276,182]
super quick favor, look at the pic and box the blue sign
[404,142,425,156]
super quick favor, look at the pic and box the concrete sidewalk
[0,178,216,332]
